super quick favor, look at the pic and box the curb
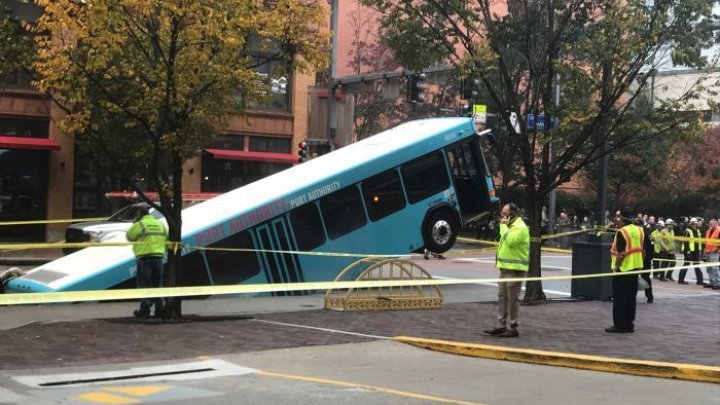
[394,336,720,384]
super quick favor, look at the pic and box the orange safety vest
[611,224,645,272]
[704,227,720,254]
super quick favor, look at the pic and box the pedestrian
[606,210,645,333]
[651,220,665,280]
[126,204,168,319]
[660,219,677,281]
[703,219,720,290]
[678,218,704,285]
[641,216,655,303]
[484,203,529,338]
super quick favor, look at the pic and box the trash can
[571,232,614,300]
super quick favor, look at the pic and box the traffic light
[461,77,481,100]
[298,141,309,163]
[409,73,427,103]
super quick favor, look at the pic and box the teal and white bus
[6,117,499,294]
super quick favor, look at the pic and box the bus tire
[422,209,459,254]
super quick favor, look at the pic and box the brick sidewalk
[1,294,718,370]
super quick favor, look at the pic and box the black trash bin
[571,232,614,300]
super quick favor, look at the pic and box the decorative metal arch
[324,258,443,311]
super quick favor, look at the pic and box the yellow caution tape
[0,217,108,226]
[2,261,716,306]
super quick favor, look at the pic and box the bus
[5,117,499,294]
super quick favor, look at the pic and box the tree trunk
[523,200,547,303]
[163,151,185,320]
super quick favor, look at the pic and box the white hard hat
[690,217,698,224]
[666,218,675,225]
[656,220,665,227]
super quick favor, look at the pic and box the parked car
[63,203,163,255]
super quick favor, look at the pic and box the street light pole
[326,0,338,151]
[547,73,560,235]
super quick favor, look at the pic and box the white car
[63,203,163,255]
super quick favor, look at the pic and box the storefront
[0,118,58,242]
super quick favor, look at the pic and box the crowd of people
[617,214,720,306]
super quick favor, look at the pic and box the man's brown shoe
[483,327,507,335]
[497,329,519,338]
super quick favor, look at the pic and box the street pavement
[1,248,719,404]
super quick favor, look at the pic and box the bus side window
[401,151,450,204]
[320,185,368,239]
[176,250,211,286]
[205,230,261,284]
[361,169,406,221]
[289,203,326,251]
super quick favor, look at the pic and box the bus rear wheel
[422,210,459,254]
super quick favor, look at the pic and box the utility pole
[547,73,560,235]
[326,0,338,151]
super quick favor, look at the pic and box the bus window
[361,169,406,221]
[176,250,211,286]
[401,151,450,204]
[320,185,367,239]
[289,203,326,251]
[205,230,261,284]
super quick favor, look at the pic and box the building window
[201,154,291,192]
[249,136,291,153]
[211,134,245,150]
[0,118,49,138]
[247,37,292,113]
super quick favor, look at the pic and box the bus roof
[182,117,475,235]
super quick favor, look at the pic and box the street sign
[473,104,487,124]
[527,114,558,130]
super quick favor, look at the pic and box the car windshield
[108,204,164,222]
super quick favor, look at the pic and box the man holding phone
[484,203,529,338]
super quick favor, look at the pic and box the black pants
[612,272,638,330]
[679,251,703,283]
[642,252,653,300]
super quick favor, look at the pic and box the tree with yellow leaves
[32,0,329,317]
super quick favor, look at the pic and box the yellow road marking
[104,385,171,396]
[257,370,488,405]
[76,391,140,404]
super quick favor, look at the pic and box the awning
[206,148,297,164]
[0,136,61,151]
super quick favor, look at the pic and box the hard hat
[656,220,665,227]
[689,217,698,224]
[666,218,675,225]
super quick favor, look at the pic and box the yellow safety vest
[126,215,168,258]
[496,217,530,272]
[611,224,644,272]
[651,229,662,254]
[684,228,702,252]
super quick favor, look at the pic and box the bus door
[445,138,492,219]
[254,217,304,296]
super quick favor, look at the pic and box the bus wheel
[423,210,458,253]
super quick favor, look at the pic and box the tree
[346,2,405,140]
[363,0,717,301]
[0,0,36,89]
[33,0,329,318]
